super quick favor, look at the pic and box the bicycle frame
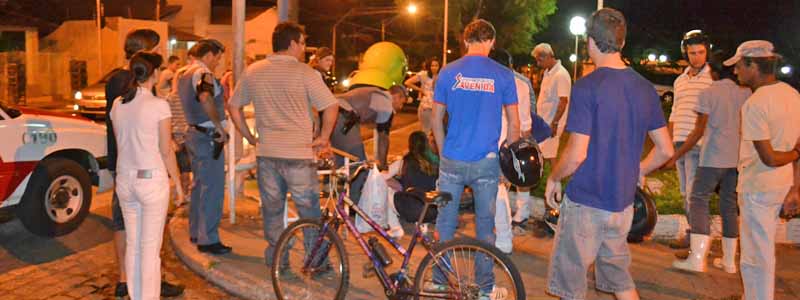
[306,187,444,298]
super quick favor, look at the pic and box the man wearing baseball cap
[727,40,800,300]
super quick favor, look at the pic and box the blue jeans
[435,155,500,293]
[674,141,700,217]
[186,129,225,246]
[257,157,322,265]
[689,167,739,237]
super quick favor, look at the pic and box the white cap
[723,40,776,66]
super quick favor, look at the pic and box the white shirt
[669,65,713,143]
[738,81,800,193]
[416,71,435,110]
[111,87,172,171]
[536,60,571,124]
[499,72,533,146]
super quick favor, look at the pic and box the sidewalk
[169,117,800,300]
[169,195,800,300]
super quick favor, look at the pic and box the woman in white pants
[111,51,184,300]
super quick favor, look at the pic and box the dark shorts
[176,143,192,173]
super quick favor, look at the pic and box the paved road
[0,189,241,299]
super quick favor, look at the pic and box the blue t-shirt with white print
[434,55,518,162]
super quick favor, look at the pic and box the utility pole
[156,0,160,20]
[227,0,246,224]
[96,0,102,76]
[598,0,603,10]
[442,0,448,65]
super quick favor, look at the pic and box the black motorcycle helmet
[681,29,711,58]
[499,138,544,188]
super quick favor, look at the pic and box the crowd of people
[102,6,800,300]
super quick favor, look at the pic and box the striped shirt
[669,65,713,142]
[229,55,338,160]
[167,64,193,144]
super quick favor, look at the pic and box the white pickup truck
[0,103,112,237]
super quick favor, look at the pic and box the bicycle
[271,161,525,300]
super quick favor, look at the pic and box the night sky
[536,0,800,67]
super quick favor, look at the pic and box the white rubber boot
[672,234,711,272]
[713,237,738,273]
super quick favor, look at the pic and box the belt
[137,169,154,179]
[192,125,213,134]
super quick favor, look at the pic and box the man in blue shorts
[544,8,674,300]
[431,19,521,298]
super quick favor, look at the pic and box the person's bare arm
[550,96,568,137]
[641,127,675,177]
[159,118,183,202]
[198,91,228,143]
[404,75,423,94]
[229,106,256,145]
[504,104,521,144]
[666,113,707,166]
[544,132,589,207]
[313,103,338,151]
[432,103,447,154]
[752,140,800,168]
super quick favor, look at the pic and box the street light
[569,54,577,63]
[407,3,418,14]
[569,16,586,81]
[648,53,657,62]
[781,65,792,75]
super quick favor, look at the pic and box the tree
[394,0,557,56]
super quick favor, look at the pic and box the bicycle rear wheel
[271,219,349,300]
[413,238,525,300]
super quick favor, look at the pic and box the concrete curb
[529,196,800,244]
[168,208,276,300]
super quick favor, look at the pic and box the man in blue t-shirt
[543,9,674,300]
[431,19,520,296]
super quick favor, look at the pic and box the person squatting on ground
[726,40,800,300]
[431,19,521,298]
[532,42,571,167]
[228,22,339,267]
[177,39,231,255]
[671,52,751,273]
[666,30,714,250]
[103,28,184,298]
[544,8,674,300]
[405,56,440,133]
[384,131,440,237]
[110,51,184,300]
[488,48,533,254]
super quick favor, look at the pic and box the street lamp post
[381,4,417,41]
[442,0,449,65]
[569,16,586,82]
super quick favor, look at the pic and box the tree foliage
[395,0,557,55]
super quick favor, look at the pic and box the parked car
[73,71,116,118]
[0,102,112,237]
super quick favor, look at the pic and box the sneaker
[511,225,529,236]
[160,281,185,297]
[423,282,449,293]
[114,282,128,299]
[487,286,509,300]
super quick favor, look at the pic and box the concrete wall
[40,18,168,99]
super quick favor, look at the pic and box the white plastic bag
[356,165,389,233]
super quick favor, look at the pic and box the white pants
[511,190,533,223]
[739,187,790,300]
[116,170,170,300]
[495,184,513,253]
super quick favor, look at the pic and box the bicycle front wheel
[271,219,349,300]
[413,238,525,300]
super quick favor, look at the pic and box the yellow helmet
[350,42,408,90]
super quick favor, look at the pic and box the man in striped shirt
[667,30,714,249]
[228,22,338,267]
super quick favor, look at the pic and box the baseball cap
[723,40,775,66]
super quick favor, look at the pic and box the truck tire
[16,158,92,237]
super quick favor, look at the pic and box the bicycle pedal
[362,262,376,278]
